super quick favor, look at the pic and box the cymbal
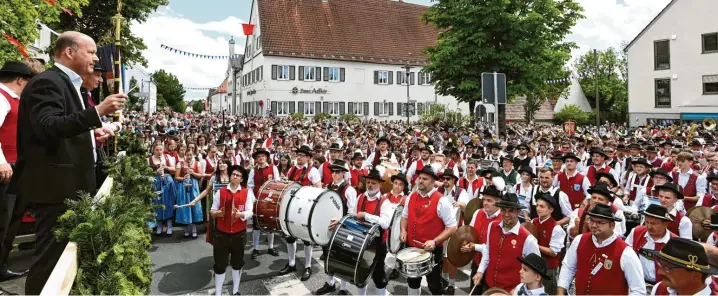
[447,225,479,267]
[521,221,539,239]
[463,198,484,225]
[687,206,714,242]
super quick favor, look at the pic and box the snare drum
[283,187,345,245]
[326,216,380,287]
[395,247,434,278]
[256,181,301,233]
[386,204,404,254]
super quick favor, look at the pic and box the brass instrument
[686,123,699,143]
[703,118,716,131]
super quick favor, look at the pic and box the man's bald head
[53,31,98,76]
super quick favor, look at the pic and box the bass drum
[386,204,404,254]
[283,187,345,245]
[256,181,301,233]
[325,216,380,288]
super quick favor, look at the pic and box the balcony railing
[654,54,671,70]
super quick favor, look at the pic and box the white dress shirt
[401,188,458,228]
[0,83,19,165]
[650,279,714,295]
[361,190,393,230]
[668,206,693,239]
[676,169,708,196]
[625,227,672,283]
[512,283,547,296]
[536,216,566,254]
[211,183,255,222]
[461,175,483,199]
[334,180,358,217]
[470,209,502,253]
[247,164,281,190]
[558,233,646,295]
[478,221,540,273]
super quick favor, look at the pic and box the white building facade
[124,66,158,114]
[626,0,718,127]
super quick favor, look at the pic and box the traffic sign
[481,72,506,104]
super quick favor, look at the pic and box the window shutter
[410,72,415,85]
[324,67,330,81]
[373,71,379,84]
[260,66,263,81]
[323,101,329,114]
[289,66,296,80]
[340,68,346,82]
[363,102,369,115]
[396,71,402,85]
[289,101,296,114]
[348,102,354,114]
[316,67,322,81]
[271,101,277,114]
[397,102,403,116]
[339,102,345,115]
[374,102,380,116]
[298,66,305,81]
[315,102,321,114]
[388,71,394,84]
[298,101,304,114]
[271,65,278,80]
[389,102,394,115]
[418,72,424,85]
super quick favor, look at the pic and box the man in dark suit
[15,31,126,295]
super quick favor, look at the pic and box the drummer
[625,204,675,287]
[438,168,470,295]
[383,173,409,280]
[510,253,552,296]
[473,193,540,294]
[400,166,458,295]
[654,183,693,239]
[247,148,281,259]
[530,192,566,295]
[646,237,717,295]
[458,158,484,199]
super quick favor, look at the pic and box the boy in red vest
[646,237,718,295]
[557,203,646,295]
[349,152,368,189]
[461,185,502,293]
[655,183,693,239]
[696,172,718,210]
[511,253,552,296]
[210,165,254,296]
[473,193,541,293]
[672,151,707,211]
[625,204,676,286]
[585,147,618,187]
[531,192,566,294]
[247,148,281,259]
[552,152,591,211]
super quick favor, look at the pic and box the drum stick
[174,204,192,209]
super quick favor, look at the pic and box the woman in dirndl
[188,158,230,244]
[149,142,177,236]
[174,149,204,238]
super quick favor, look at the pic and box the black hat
[650,168,674,182]
[441,168,458,181]
[628,143,641,150]
[586,203,622,222]
[252,148,271,159]
[639,204,673,222]
[416,165,437,180]
[706,213,718,230]
[391,173,409,187]
[550,152,563,160]
[631,157,652,168]
[517,253,552,279]
[518,165,535,178]
[707,171,718,183]
[596,172,618,188]
[93,62,105,72]
[480,167,497,177]
[419,145,432,152]
[470,153,482,160]
[501,156,515,164]
[330,159,349,172]
[376,137,391,146]
[562,152,581,162]
[505,145,516,154]
[551,137,560,143]
[642,237,718,275]
[328,143,342,151]
[495,193,524,209]
[449,148,460,156]
[352,152,365,160]
[690,139,702,147]
[655,183,684,199]
[0,61,33,78]
[365,168,383,181]
[589,147,608,158]
[228,165,245,180]
[481,185,502,198]
[296,145,313,156]
[645,146,658,153]
[587,183,614,201]
[535,192,557,210]
[516,143,530,150]
[616,144,628,151]
[487,142,500,149]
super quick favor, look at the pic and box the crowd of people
[1,30,718,296]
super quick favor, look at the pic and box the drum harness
[288,166,308,184]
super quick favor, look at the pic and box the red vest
[575,235,630,295]
[671,171,699,209]
[629,174,653,201]
[577,204,618,235]
[660,161,675,172]
[215,187,249,234]
[631,226,675,283]
[649,158,663,168]
[204,158,216,180]
[667,211,685,236]
[411,159,426,185]
[406,191,445,248]
[321,162,334,186]
[557,172,586,210]
[0,88,19,163]
[472,209,502,264]
[350,167,368,188]
[357,194,383,225]
[586,165,612,186]
[485,222,530,291]
[458,176,483,196]
[287,166,313,186]
[701,193,718,208]
[252,164,275,196]
[532,217,560,268]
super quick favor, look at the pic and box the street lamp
[402,65,413,125]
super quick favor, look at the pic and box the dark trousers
[0,180,29,273]
[213,230,247,274]
[371,241,388,289]
[407,246,443,295]
[25,203,68,295]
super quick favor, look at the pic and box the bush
[314,112,333,122]
[338,113,360,122]
[290,113,305,120]
[553,104,592,126]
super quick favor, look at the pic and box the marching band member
[174,149,204,238]
[365,137,397,168]
[625,204,676,287]
[549,152,564,176]
[516,165,537,221]
[247,148,281,259]
[624,158,653,215]
[513,143,534,173]
[533,143,550,169]
[400,166,458,295]
[349,152,368,188]
[499,157,520,191]
[149,142,177,236]
[646,146,663,168]
[671,151,707,211]
[528,168,572,224]
[447,148,466,178]
[383,173,409,280]
[706,213,718,246]
[458,158,484,199]
[696,172,718,209]
[280,145,322,281]
[647,237,717,295]
[189,158,231,244]
[568,184,626,239]
[318,143,350,185]
[438,168,470,294]
[585,147,618,186]
[486,142,502,161]
[472,193,540,294]
[552,152,591,211]
[531,192,566,294]
[655,183,693,239]
[210,165,253,296]
[510,254,551,296]
[648,168,673,198]
[557,203,646,295]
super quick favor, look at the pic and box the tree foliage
[314,113,333,122]
[191,100,205,113]
[573,47,628,123]
[338,113,360,122]
[422,0,583,130]
[152,69,186,112]
[553,104,592,125]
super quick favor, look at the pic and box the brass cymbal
[447,225,479,267]
[521,221,539,239]
[687,206,714,242]
[463,198,484,225]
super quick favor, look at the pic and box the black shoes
[251,249,259,259]
[300,267,312,281]
[337,290,349,295]
[267,248,279,256]
[444,285,455,295]
[315,282,336,295]
[319,251,327,261]
[0,269,28,282]
[278,263,296,275]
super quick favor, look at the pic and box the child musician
[511,253,551,296]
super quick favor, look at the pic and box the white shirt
[55,62,102,162]
[707,233,717,246]
[401,188,458,228]
[533,186,574,218]
[625,172,651,213]
[478,221,541,273]
[552,170,592,203]
[461,175,483,199]
[625,228,672,283]
[333,180,359,217]
[668,207,693,239]
[363,150,398,169]
[470,208,501,253]
[360,190,393,230]
[247,164,281,190]
[512,283,547,296]
[443,185,471,205]
[650,279,714,295]
[210,183,255,222]
[557,233,646,295]
[536,216,566,254]
[676,169,708,197]
[0,83,19,165]
[696,194,718,208]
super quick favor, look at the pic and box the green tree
[53,0,168,67]
[422,0,584,130]
[191,100,205,113]
[0,0,86,65]
[573,47,628,124]
[152,69,185,112]
[553,104,592,125]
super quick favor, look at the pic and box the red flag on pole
[241,24,255,35]
[3,33,29,59]
[43,0,57,5]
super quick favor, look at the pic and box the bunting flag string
[2,33,29,59]
[185,87,215,91]
[160,44,242,60]
[546,75,574,84]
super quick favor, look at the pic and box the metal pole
[402,65,413,125]
[493,72,499,136]
[594,49,600,126]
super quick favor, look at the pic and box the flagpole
[112,0,124,155]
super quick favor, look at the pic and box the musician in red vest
[280,145,321,281]
[0,61,34,290]
[531,192,566,295]
[625,204,675,288]
[349,152,368,189]
[406,146,432,187]
[400,166,458,295]
[568,183,627,239]
[458,157,485,199]
[706,213,718,246]
[473,193,540,293]
[647,237,717,295]
[436,168,470,294]
[585,147,618,186]
[461,185,502,293]
[696,172,718,210]
[672,151,707,211]
[646,146,664,168]
[247,148,281,259]
[552,152,591,211]
[655,183,693,239]
[318,143,350,186]
[447,148,466,178]
[365,137,397,168]
[209,165,254,296]
[557,203,646,295]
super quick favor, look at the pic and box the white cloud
[130,6,246,101]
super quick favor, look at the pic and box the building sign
[247,89,257,95]
[291,87,328,95]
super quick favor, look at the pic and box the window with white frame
[378,102,391,116]
[350,102,363,115]
[304,101,317,115]
[419,72,431,85]
[278,65,290,80]
[277,101,291,116]
[304,66,316,81]
[328,68,340,82]
[326,102,340,115]
[397,71,409,85]
[378,71,389,84]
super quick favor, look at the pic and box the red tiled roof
[257,0,439,65]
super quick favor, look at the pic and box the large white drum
[387,204,404,254]
[282,186,344,245]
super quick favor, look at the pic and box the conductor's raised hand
[96,93,128,116]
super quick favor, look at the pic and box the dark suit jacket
[14,66,103,204]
